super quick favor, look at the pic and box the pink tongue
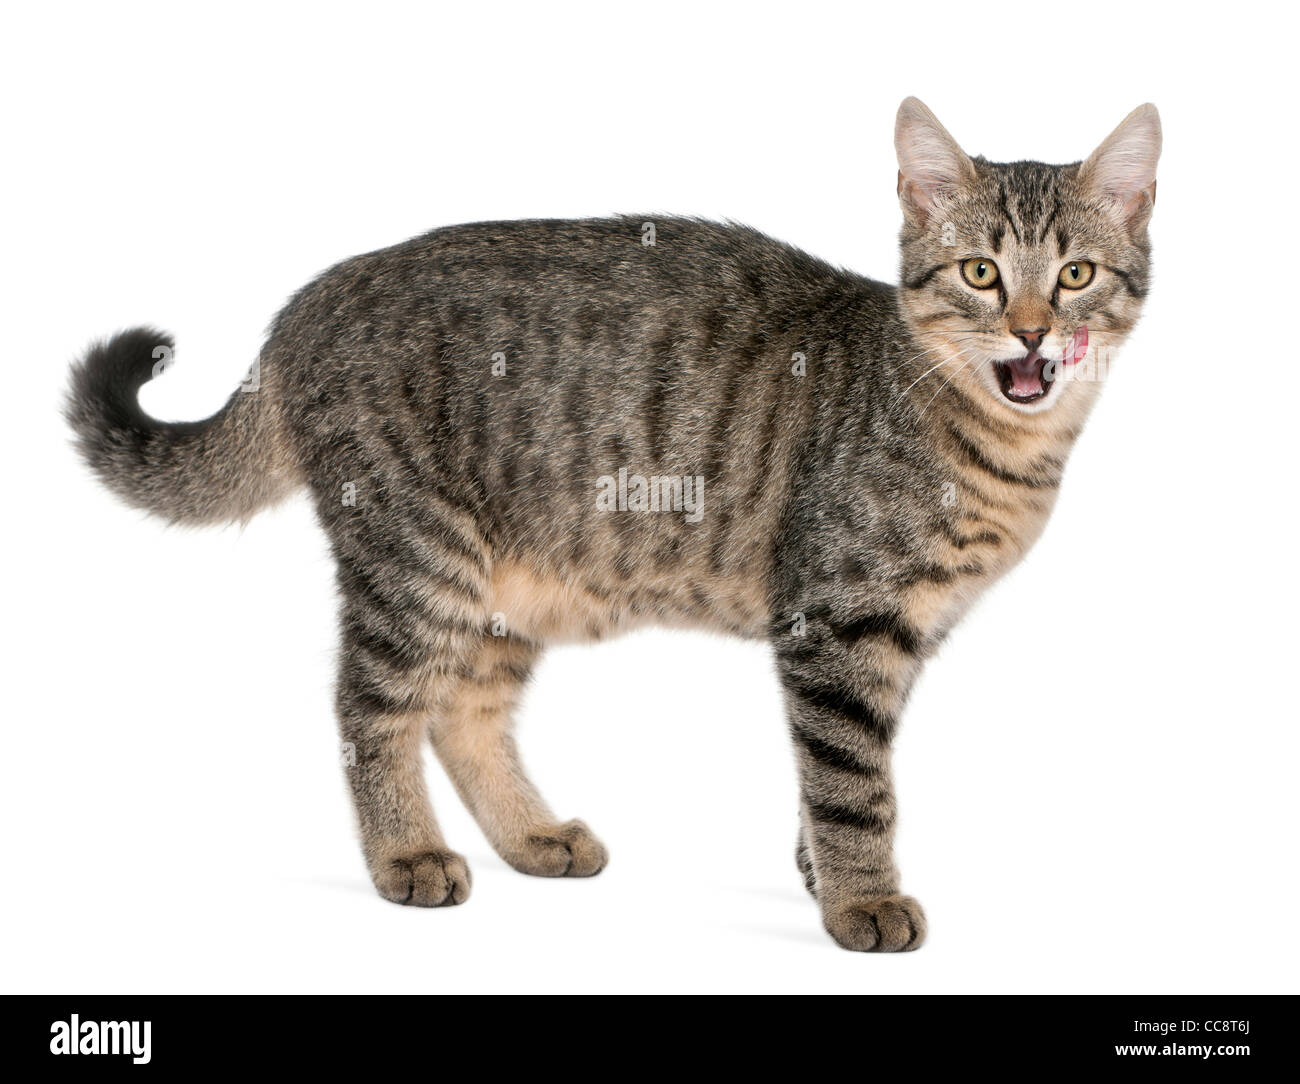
[1009,354,1044,395]
[1065,325,1089,366]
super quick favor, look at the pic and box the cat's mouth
[993,352,1054,404]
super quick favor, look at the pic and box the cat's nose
[1012,328,1048,352]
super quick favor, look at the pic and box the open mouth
[994,351,1054,404]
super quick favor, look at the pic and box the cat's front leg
[776,630,927,952]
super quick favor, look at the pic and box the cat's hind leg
[334,508,495,906]
[431,631,607,878]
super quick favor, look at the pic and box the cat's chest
[825,460,1062,646]
[910,413,1069,618]
[924,497,1056,629]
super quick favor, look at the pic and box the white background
[3,1,1296,994]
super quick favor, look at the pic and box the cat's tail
[65,327,300,526]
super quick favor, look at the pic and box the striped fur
[65,99,1158,949]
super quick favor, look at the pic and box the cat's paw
[504,819,608,878]
[822,894,927,952]
[371,848,471,907]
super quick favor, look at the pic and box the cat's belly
[487,558,771,643]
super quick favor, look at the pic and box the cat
[66,97,1160,951]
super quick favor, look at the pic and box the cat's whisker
[915,346,985,422]
[891,336,989,406]
[893,356,957,403]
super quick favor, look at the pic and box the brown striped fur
[65,98,1159,950]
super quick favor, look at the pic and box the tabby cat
[67,98,1160,951]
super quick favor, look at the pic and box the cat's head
[894,97,1160,417]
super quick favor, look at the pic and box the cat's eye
[960,257,1000,289]
[1058,261,1095,289]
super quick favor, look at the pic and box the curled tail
[65,327,299,525]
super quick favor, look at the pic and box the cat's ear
[1079,104,1162,235]
[894,97,977,225]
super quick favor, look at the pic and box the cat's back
[278,215,882,333]
[274,216,906,638]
